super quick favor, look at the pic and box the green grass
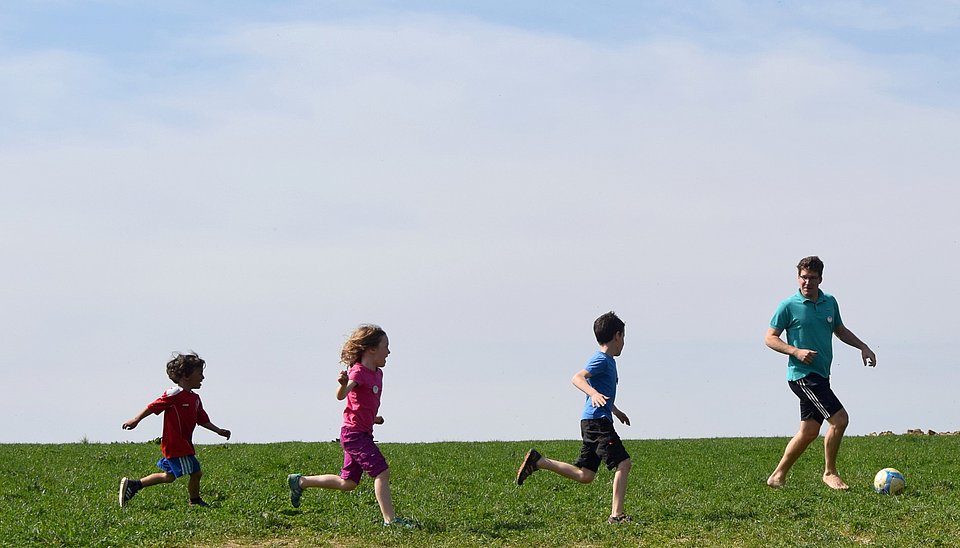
[2,436,959,546]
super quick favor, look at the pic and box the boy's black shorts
[788,373,844,424]
[574,418,630,472]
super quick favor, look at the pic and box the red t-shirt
[146,387,210,458]
[342,363,383,434]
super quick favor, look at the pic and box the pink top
[342,363,383,434]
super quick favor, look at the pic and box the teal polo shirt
[770,290,844,381]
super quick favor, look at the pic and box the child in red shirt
[119,352,231,507]
[287,324,415,528]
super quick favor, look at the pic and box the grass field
[2,436,959,547]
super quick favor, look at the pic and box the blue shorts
[157,455,201,478]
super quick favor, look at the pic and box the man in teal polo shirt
[765,256,876,490]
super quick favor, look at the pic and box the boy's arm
[199,421,231,440]
[571,369,607,408]
[612,405,631,426]
[833,325,877,367]
[336,370,358,400]
[122,406,153,430]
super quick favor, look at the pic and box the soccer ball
[873,468,905,495]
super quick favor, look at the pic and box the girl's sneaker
[383,517,417,528]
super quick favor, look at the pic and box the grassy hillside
[2,436,959,546]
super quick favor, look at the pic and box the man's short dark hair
[797,256,824,276]
[594,311,625,345]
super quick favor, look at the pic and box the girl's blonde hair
[340,324,386,366]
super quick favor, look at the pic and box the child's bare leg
[537,456,596,484]
[140,472,176,487]
[373,468,396,522]
[822,408,849,490]
[299,474,358,491]
[187,470,202,500]
[768,419,820,488]
[611,458,631,517]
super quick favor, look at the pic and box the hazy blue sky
[2,1,958,444]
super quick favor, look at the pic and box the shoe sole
[119,477,129,508]
[516,449,539,485]
[288,474,302,508]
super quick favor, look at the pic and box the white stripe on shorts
[797,378,830,419]
[177,456,198,475]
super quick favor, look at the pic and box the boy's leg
[140,472,177,487]
[822,408,850,490]
[187,470,202,500]
[120,472,175,507]
[611,458,631,517]
[767,419,820,488]
[538,456,597,484]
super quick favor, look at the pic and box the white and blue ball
[873,467,905,495]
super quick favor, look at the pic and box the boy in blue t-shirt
[516,311,633,524]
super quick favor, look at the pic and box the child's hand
[590,392,608,408]
[338,370,349,386]
[122,419,139,430]
[614,409,631,426]
[374,416,384,425]
[219,428,231,440]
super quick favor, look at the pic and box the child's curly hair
[340,325,386,367]
[166,352,205,382]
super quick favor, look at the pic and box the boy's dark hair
[594,311,625,345]
[797,256,824,276]
[166,352,205,382]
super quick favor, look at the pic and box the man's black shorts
[788,373,844,424]
[574,418,630,472]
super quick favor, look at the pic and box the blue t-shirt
[580,351,618,421]
[770,289,844,381]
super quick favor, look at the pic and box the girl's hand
[338,370,349,385]
[374,416,384,425]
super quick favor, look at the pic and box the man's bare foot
[767,472,786,488]
[823,473,849,490]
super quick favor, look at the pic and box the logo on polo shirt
[372,385,379,394]
[827,316,834,323]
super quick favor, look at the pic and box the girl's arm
[336,370,358,400]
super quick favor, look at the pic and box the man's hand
[590,392,608,408]
[793,348,818,364]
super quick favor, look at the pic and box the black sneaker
[288,473,303,508]
[119,477,140,508]
[516,448,541,486]
[189,498,210,507]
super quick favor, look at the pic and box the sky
[1,1,958,445]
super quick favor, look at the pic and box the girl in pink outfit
[287,324,415,528]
